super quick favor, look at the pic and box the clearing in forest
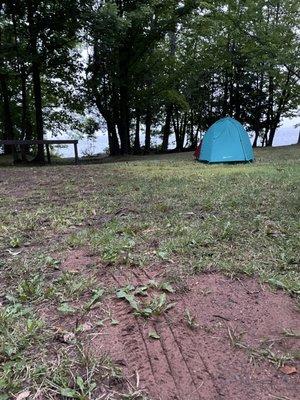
[0,146,299,399]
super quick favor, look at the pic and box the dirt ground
[51,250,300,400]
[1,148,299,399]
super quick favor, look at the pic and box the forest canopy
[0,0,299,159]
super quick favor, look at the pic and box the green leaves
[116,282,175,317]
[59,375,97,398]
[60,388,77,398]
[116,286,140,311]
[57,303,76,315]
[84,288,104,311]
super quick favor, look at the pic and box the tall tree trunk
[27,0,45,163]
[267,125,277,147]
[21,67,31,139]
[162,105,172,151]
[145,108,151,153]
[262,129,268,147]
[234,69,241,120]
[173,112,186,151]
[189,111,195,148]
[180,113,187,150]
[118,49,131,154]
[20,69,32,161]
[0,74,14,155]
[92,79,120,156]
[223,72,229,116]
[265,75,274,147]
[133,111,141,153]
[228,75,234,117]
[252,130,259,148]
[162,28,176,152]
[267,71,291,147]
[107,119,120,156]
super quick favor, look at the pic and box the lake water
[50,117,300,158]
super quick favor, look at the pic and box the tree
[0,0,88,162]
[86,0,200,155]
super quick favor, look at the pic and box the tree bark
[0,74,14,155]
[252,130,259,148]
[173,112,186,151]
[265,74,274,147]
[266,71,291,147]
[118,48,131,154]
[20,67,31,139]
[267,126,277,147]
[26,0,45,163]
[223,72,229,116]
[133,111,141,153]
[145,108,151,153]
[107,119,120,155]
[162,105,172,151]
[188,111,196,148]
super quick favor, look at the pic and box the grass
[227,325,295,368]
[0,145,299,397]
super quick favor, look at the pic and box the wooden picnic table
[0,139,79,164]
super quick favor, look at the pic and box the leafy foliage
[1,0,299,159]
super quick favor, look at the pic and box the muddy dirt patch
[88,269,299,400]
[58,249,99,273]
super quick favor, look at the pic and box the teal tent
[199,117,254,163]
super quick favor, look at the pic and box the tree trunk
[161,28,176,152]
[264,75,274,147]
[223,72,229,116]
[133,111,141,153]
[266,71,291,147]
[21,67,31,139]
[189,112,196,148]
[118,49,131,154]
[173,112,186,151]
[93,81,120,156]
[162,105,172,151]
[267,125,277,147]
[145,108,151,153]
[235,77,241,119]
[0,74,14,155]
[262,130,268,147]
[20,67,33,160]
[107,120,120,156]
[27,0,45,163]
[252,130,259,148]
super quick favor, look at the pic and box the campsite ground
[0,145,299,399]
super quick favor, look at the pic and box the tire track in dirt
[131,269,206,400]
[111,272,180,399]
[110,274,156,385]
[140,268,220,400]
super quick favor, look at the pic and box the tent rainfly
[198,117,254,163]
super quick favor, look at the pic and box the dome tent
[199,117,254,163]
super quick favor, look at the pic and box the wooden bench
[0,139,79,164]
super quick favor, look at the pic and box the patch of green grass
[0,303,43,362]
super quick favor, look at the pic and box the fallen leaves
[148,330,160,340]
[280,365,297,375]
